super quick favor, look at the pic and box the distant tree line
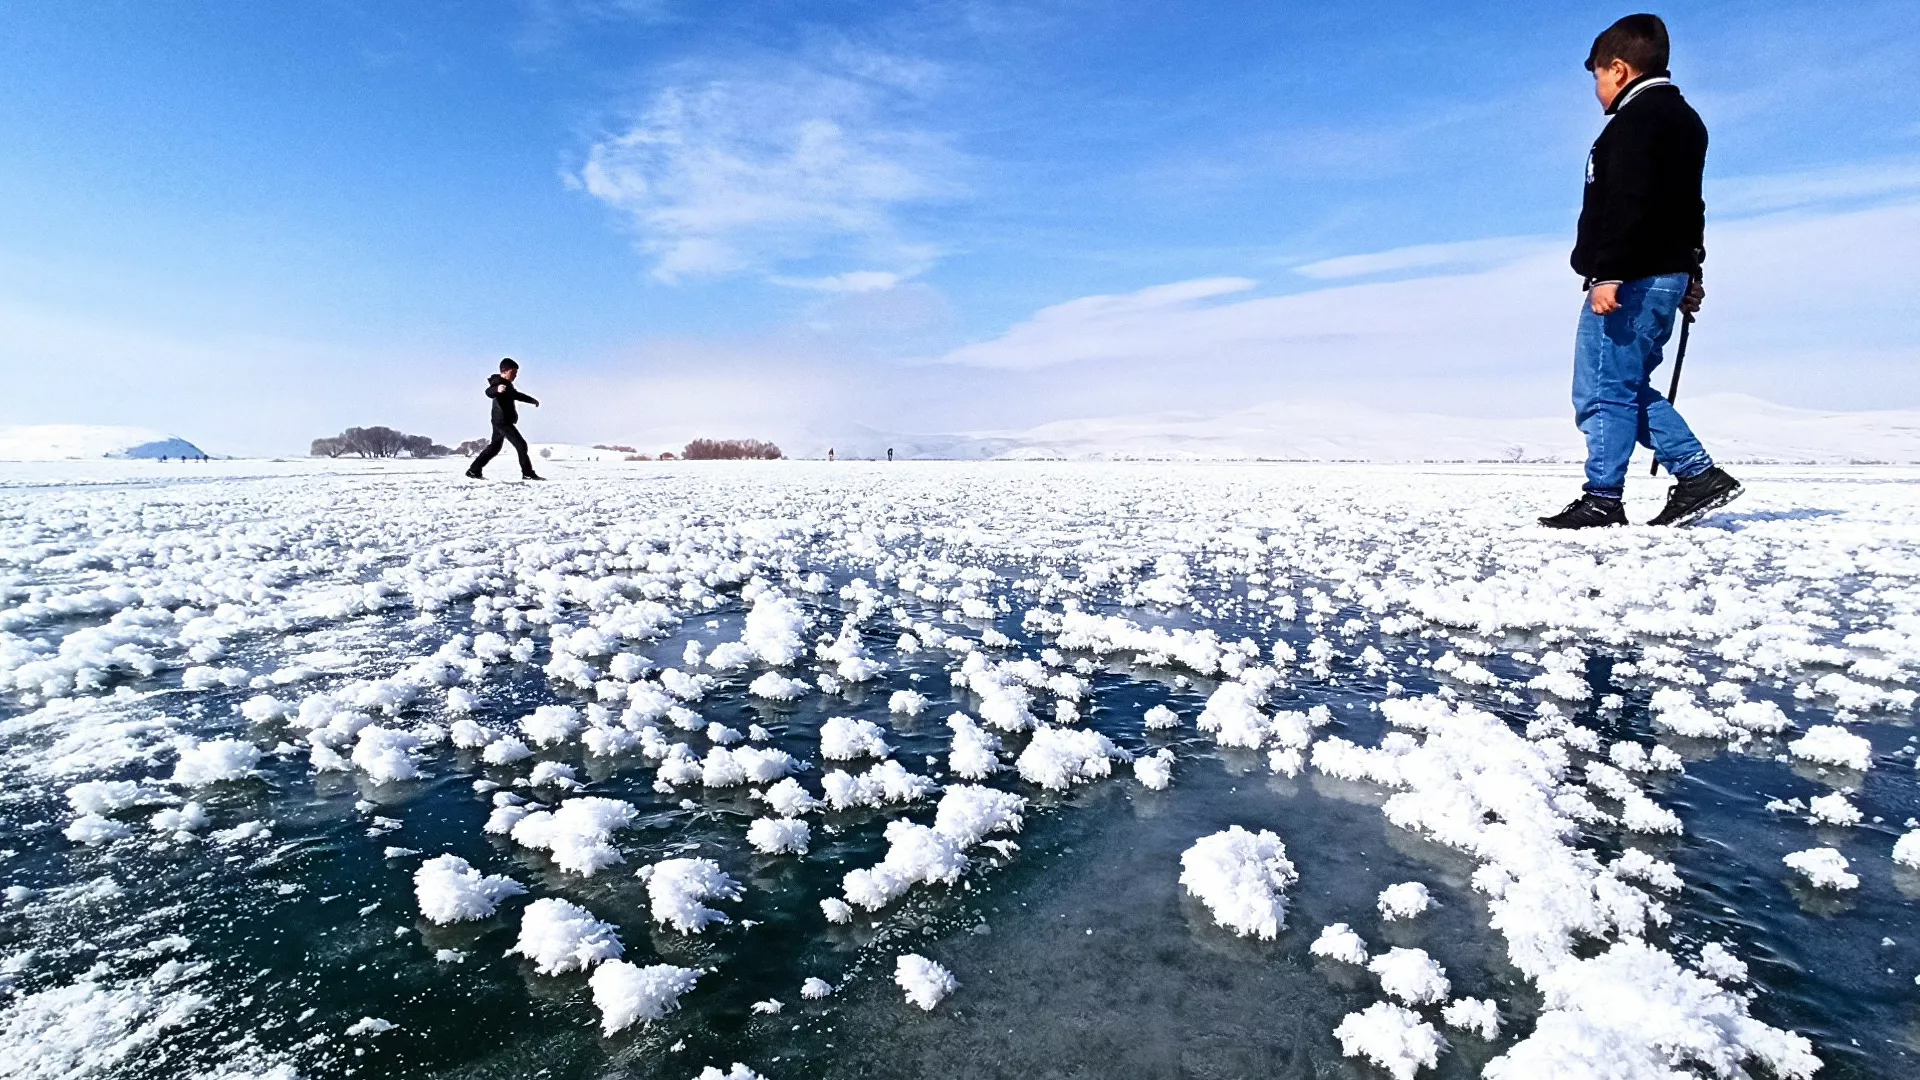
[310,427,453,459]
[681,438,783,460]
[310,430,783,461]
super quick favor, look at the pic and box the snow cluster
[1177,826,1297,939]
[414,854,526,923]
[1333,1002,1443,1080]
[589,961,701,1034]
[509,797,637,876]
[509,898,624,975]
[1376,881,1431,921]
[842,785,1026,911]
[1310,923,1370,965]
[640,858,744,933]
[894,953,957,1011]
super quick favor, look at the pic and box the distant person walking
[466,358,544,481]
[887,447,894,461]
[1540,14,1741,529]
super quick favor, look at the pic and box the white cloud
[927,197,1920,416]
[576,54,961,282]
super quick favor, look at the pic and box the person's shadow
[1698,508,1841,529]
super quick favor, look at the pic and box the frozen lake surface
[3,458,1919,1080]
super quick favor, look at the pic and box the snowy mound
[869,393,1920,463]
[0,424,209,461]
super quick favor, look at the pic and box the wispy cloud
[1710,158,1920,216]
[514,0,670,54]
[1292,236,1556,280]
[574,50,962,283]
[768,270,905,293]
[928,194,1920,416]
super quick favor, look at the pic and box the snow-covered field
[3,458,1918,1080]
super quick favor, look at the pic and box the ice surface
[7,459,1916,1078]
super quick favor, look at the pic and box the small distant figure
[827,448,835,462]
[466,357,544,481]
[887,447,894,462]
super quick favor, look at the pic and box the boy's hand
[1589,283,1621,315]
[1681,280,1705,315]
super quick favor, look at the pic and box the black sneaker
[464,467,483,480]
[1539,493,1627,529]
[1647,467,1743,527]
[521,473,546,481]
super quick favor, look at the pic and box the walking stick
[1650,306,1696,476]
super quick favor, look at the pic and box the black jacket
[1571,78,1708,287]
[487,374,538,425]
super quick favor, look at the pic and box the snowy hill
[0,424,211,461]
[839,393,1920,463]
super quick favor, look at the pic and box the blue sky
[3,0,1918,455]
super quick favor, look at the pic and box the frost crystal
[1178,826,1297,939]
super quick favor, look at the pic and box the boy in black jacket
[466,357,544,480]
[1540,14,1742,529]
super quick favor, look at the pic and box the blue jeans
[1573,273,1714,499]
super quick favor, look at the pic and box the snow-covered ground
[3,458,1918,1080]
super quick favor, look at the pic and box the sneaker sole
[1666,481,1744,527]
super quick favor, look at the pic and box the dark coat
[487,374,538,425]
[1571,78,1708,286]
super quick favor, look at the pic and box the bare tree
[312,426,450,458]
[682,438,784,460]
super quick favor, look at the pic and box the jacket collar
[1607,73,1673,115]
